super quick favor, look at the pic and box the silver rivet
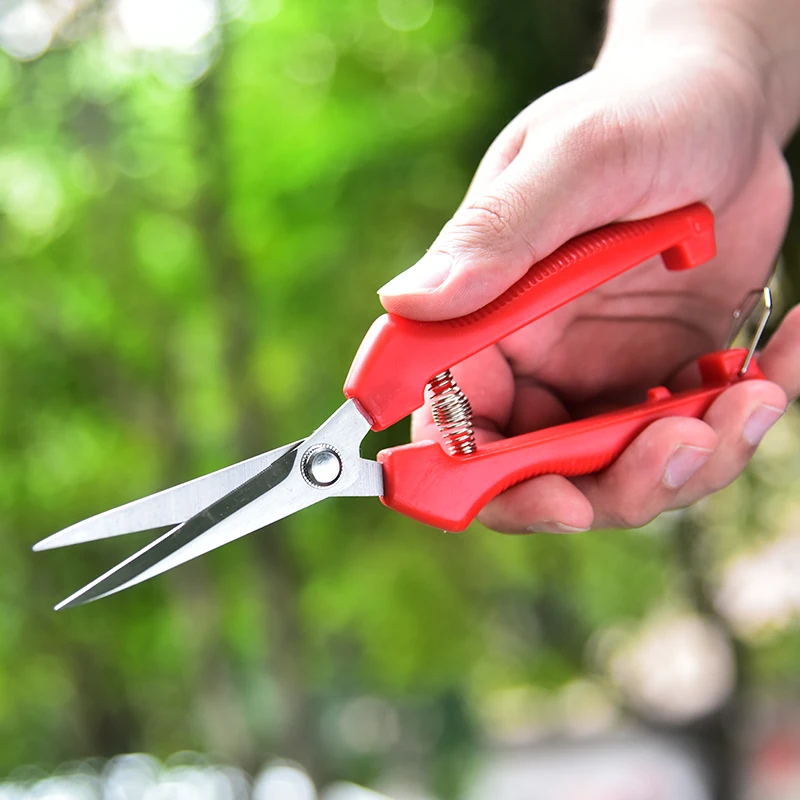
[302,446,342,487]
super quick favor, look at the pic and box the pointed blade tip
[33,526,86,552]
[55,589,100,611]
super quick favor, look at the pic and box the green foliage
[0,0,798,795]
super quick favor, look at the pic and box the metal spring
[428,369,477,456]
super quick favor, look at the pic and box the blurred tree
[0,2,797,799]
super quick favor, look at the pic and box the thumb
[378,163,554,320]
[378,73,700,321]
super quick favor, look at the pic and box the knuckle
[553,97,662,203]
[780,305,800,350]
[609,501,655,531]
[781,304,800,340]
[562,102,626,153]
[571,103,645,181]
[703,465,746,497]
[476,506,510,534]
[454,187,526,242]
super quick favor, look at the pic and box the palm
[491,152,790,436]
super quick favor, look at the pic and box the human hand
[378,6,800,533]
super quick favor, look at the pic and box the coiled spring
[428,370,477,456]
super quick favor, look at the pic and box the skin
[378,0,800,533]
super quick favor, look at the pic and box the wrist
[597,0,800,145]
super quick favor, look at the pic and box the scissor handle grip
[345,203,715,430]
[378,349,762,531]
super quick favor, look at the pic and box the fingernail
[663,445,713,489]
[743,404,784,447]
[378,253,452,296]
[525,521,590,533]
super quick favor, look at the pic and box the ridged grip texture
[345,203,715,430]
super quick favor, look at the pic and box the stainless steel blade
[54,400,383,609]
[33,441,302,551]
[55,445,302,609]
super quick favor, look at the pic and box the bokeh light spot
[0,151,63,235]
[377,0,433,32]
[285,34,337,85]
[716,530,800,637]
[609,612,735,723]
[0,1,55,61]
[323,784,389,800]
[336,696,400,754]
[117,0,217,53]
[250,0,282,23]
[252,764,316,800]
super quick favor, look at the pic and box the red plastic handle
[345,203,715,430]
[379,350,764,531]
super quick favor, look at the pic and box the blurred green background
[1,0,800,798]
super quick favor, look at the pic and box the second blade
[55,445,302,609]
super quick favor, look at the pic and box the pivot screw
[302,445,343,487]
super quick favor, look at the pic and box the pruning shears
[36,203,768,609]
